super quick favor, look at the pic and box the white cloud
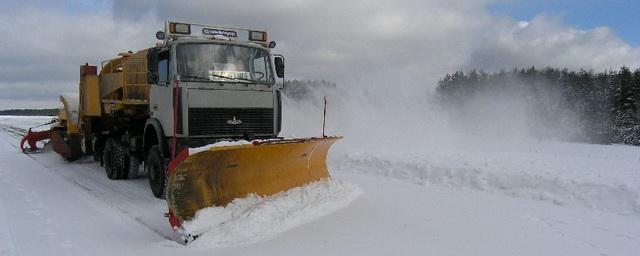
[467,14,640,71]
[0,3,157,108]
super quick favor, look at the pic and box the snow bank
[188,140,252,155]
[187,138,326,155]
[333,143,640,216]
[182,179,362,248]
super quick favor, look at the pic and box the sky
[489,0,640,47]
[0,0,639,109]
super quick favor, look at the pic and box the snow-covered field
[0,115,638,256]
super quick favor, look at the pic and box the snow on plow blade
[166,136,342,225]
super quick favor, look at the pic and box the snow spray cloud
[435,75,584,148]
[280,68,459,154]
[280,68,583,154]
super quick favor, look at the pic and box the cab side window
[158,51,170,84]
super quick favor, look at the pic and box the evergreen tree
[436,66,640,145]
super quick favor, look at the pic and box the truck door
[149,49,175,137]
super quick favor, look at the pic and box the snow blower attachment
[49,96,83,161]
[20,129,51,153]
[19,119,58,153]
[165,137,341,229]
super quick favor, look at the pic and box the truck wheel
[146,145,166,198]
[103,138,130,180]
[114,142,130,179]
[103,139,118,179]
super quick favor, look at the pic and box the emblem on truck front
[226,116,243,125]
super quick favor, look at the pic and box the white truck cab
[146,21,285,150]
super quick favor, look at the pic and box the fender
[143,118,169,158]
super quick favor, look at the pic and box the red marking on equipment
[20,128,50,152]
[167,148,189,177]
[172,79,180,159]
[166,148,188,229]
[168,209,181,230]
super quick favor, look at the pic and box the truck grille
[188,108,274,136]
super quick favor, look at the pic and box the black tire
[103,138,129,180]
[146,145,167,198]
[103,139,117,179]
[115,142,130,179]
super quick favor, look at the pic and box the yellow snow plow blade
[166,137,341,224]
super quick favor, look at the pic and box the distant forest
[283,80,337,100]
[437,67,640,145]
[0,108,57,116]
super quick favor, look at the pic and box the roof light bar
[249,31,267,42]
[170,23,191,34]
[161,21,274,47]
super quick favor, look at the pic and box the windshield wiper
[209,74,257,84]
[182,74,258,84]
[181,75,211,81]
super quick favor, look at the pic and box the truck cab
[144,21,286,157]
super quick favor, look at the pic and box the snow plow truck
[21,21,340,238]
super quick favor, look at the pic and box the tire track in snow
[0,126,181,244]
[0,194,19,256]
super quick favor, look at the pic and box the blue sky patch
[489,0,639,46]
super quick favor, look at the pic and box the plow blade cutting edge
[166,136,342,228]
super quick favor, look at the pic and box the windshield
[177,43,274,84]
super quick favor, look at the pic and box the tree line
[436,67,640,145]
[0,108,58,116]
[283,80,337,101]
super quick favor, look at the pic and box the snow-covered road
[0,116,638,255]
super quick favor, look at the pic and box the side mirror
[274,56,285,78]
[147,48,159,84]
[155,31,165,40]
